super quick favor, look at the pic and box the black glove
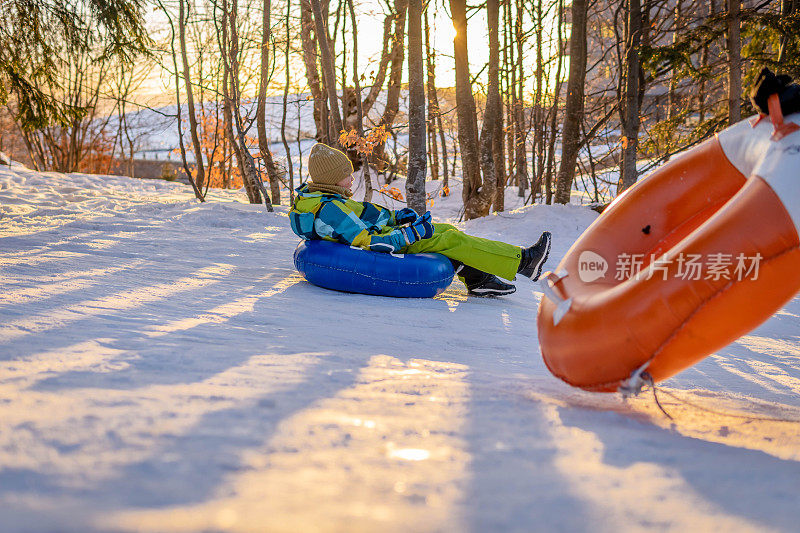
[750,67,800,117]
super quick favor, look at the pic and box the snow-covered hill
[1,166,800,532]
[111,91,411,163]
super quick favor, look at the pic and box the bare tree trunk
[437,106,450,195]
[698,0,713,123]
[778,0,797,63]
[158,0,203,201]
[726,0,741,123]
[257,0,282,204]
[338,8,364,172]
[220,0,255,202]
[310,0,344,142]
[479,0,500,212]
[450,0,486,220]
[450,137,458,183]
[424,9,448,191]
[222,109,230,189]
[372,0,408,172]
[346,0,373,202]
[300,0,326,142]
[406,0,426,214]
[638,0,652,121]
[490,0,506,211]
[383,0,409,129]
[360,15,394,117]
[18,125,45,171]
[227,0,271,208]
[223,93,251,199]
[503,0,516,195]
[233,0,271,209]
[296,102,304,183]
[618,0,642,194]
[533,0,545,200]
[178,0,207,193]
[545,0,565,205]
[667,0,682,120]
[339,6,348,126]
[514,0,527,199]
[509,0,521,197]
[423,9,439,183]
[493,124,506,210]
[281,0,295,204]
[554,0,588,204]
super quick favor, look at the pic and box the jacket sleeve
[314,200,411,253]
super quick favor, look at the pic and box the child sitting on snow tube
[289,143,552,297]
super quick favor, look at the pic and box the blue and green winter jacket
[289,183,411,253]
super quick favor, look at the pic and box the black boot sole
[468,285,517,297]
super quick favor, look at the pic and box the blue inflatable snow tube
[294,239,454,298]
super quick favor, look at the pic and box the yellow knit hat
[307,143,354,195]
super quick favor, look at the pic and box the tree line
[0,0,798,218]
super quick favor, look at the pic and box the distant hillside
[110,90,425,163]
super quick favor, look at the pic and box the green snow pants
[401,223,522,281]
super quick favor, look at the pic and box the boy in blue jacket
[289,143,551,296]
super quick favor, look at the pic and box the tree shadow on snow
[556,405,800,531]
[461,380,594,533]
[0,281,464,528]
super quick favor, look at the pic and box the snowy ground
[1,164,800,533]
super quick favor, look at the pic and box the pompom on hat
[307,143,354,196]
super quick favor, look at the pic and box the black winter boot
[452,262,516,297]
[466,273,517,297]
[518,231,552,281]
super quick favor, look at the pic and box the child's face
[337,173,353,190]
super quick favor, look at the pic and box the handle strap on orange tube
[538,270,572,326]
[749,93,799,141]
[767,93,800,141]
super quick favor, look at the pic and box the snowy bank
[1,167,800,532]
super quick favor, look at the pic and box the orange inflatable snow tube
[538,100,800,393]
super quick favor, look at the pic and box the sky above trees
[138,0,534,100]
